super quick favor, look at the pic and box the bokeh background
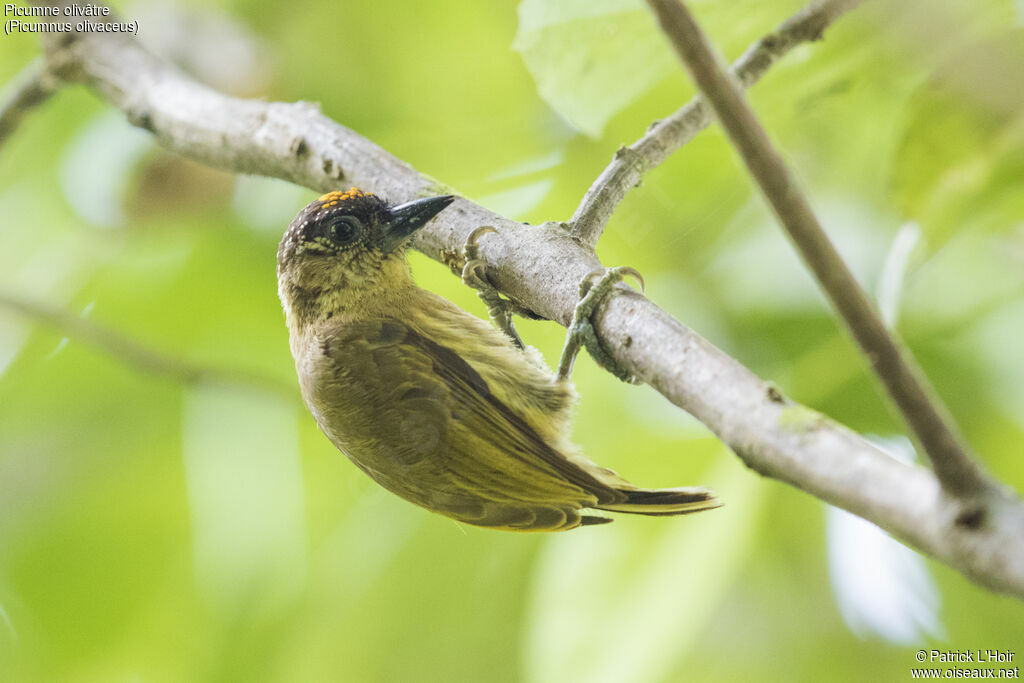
[1,0,1023,680]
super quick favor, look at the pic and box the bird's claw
[556,266,645,384]
[465,226,498,259]
[461,227,525,349]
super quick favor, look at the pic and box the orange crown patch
[317,187,372,209]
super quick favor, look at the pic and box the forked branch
[644,0,987,500]
[568,0,867,247]
[5,2,1022,599]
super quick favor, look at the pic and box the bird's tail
[596,486,722,516]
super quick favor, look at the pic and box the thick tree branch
[644,0,988,500]
[23,19,1024,599]
[0,58,59,149]
[569,0,866,247]
[0,291,295,396]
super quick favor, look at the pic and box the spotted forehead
[317,187,372,208]
[280,188,383,259]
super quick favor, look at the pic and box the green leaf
[523,453,765,683]
[513,0,677,137]
[513,0,800,138]
[182,382,307,614]
[890,29,1024,245]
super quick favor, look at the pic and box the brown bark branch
[0,291,295,396]
[568,0,867,247]
[643,0,987,500]
[18,12,1024,599]
[0,58,59,149]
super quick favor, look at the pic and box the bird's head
[277,188,453,322]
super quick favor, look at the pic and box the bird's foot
[462,226,526,349]
[556,266,645,383]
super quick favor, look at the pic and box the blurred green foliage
[1,0,1023,681]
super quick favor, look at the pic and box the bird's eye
[329,217,362,244]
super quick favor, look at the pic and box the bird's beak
[381,195,455,253]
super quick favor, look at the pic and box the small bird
[277,188,720,531]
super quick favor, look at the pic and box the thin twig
[569,0,866,247]
[644,0,987,499]
[0,292,296,396]
[0,58,60,149]
[21,9,1024,598]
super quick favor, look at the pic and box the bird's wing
[317,318,622,509]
